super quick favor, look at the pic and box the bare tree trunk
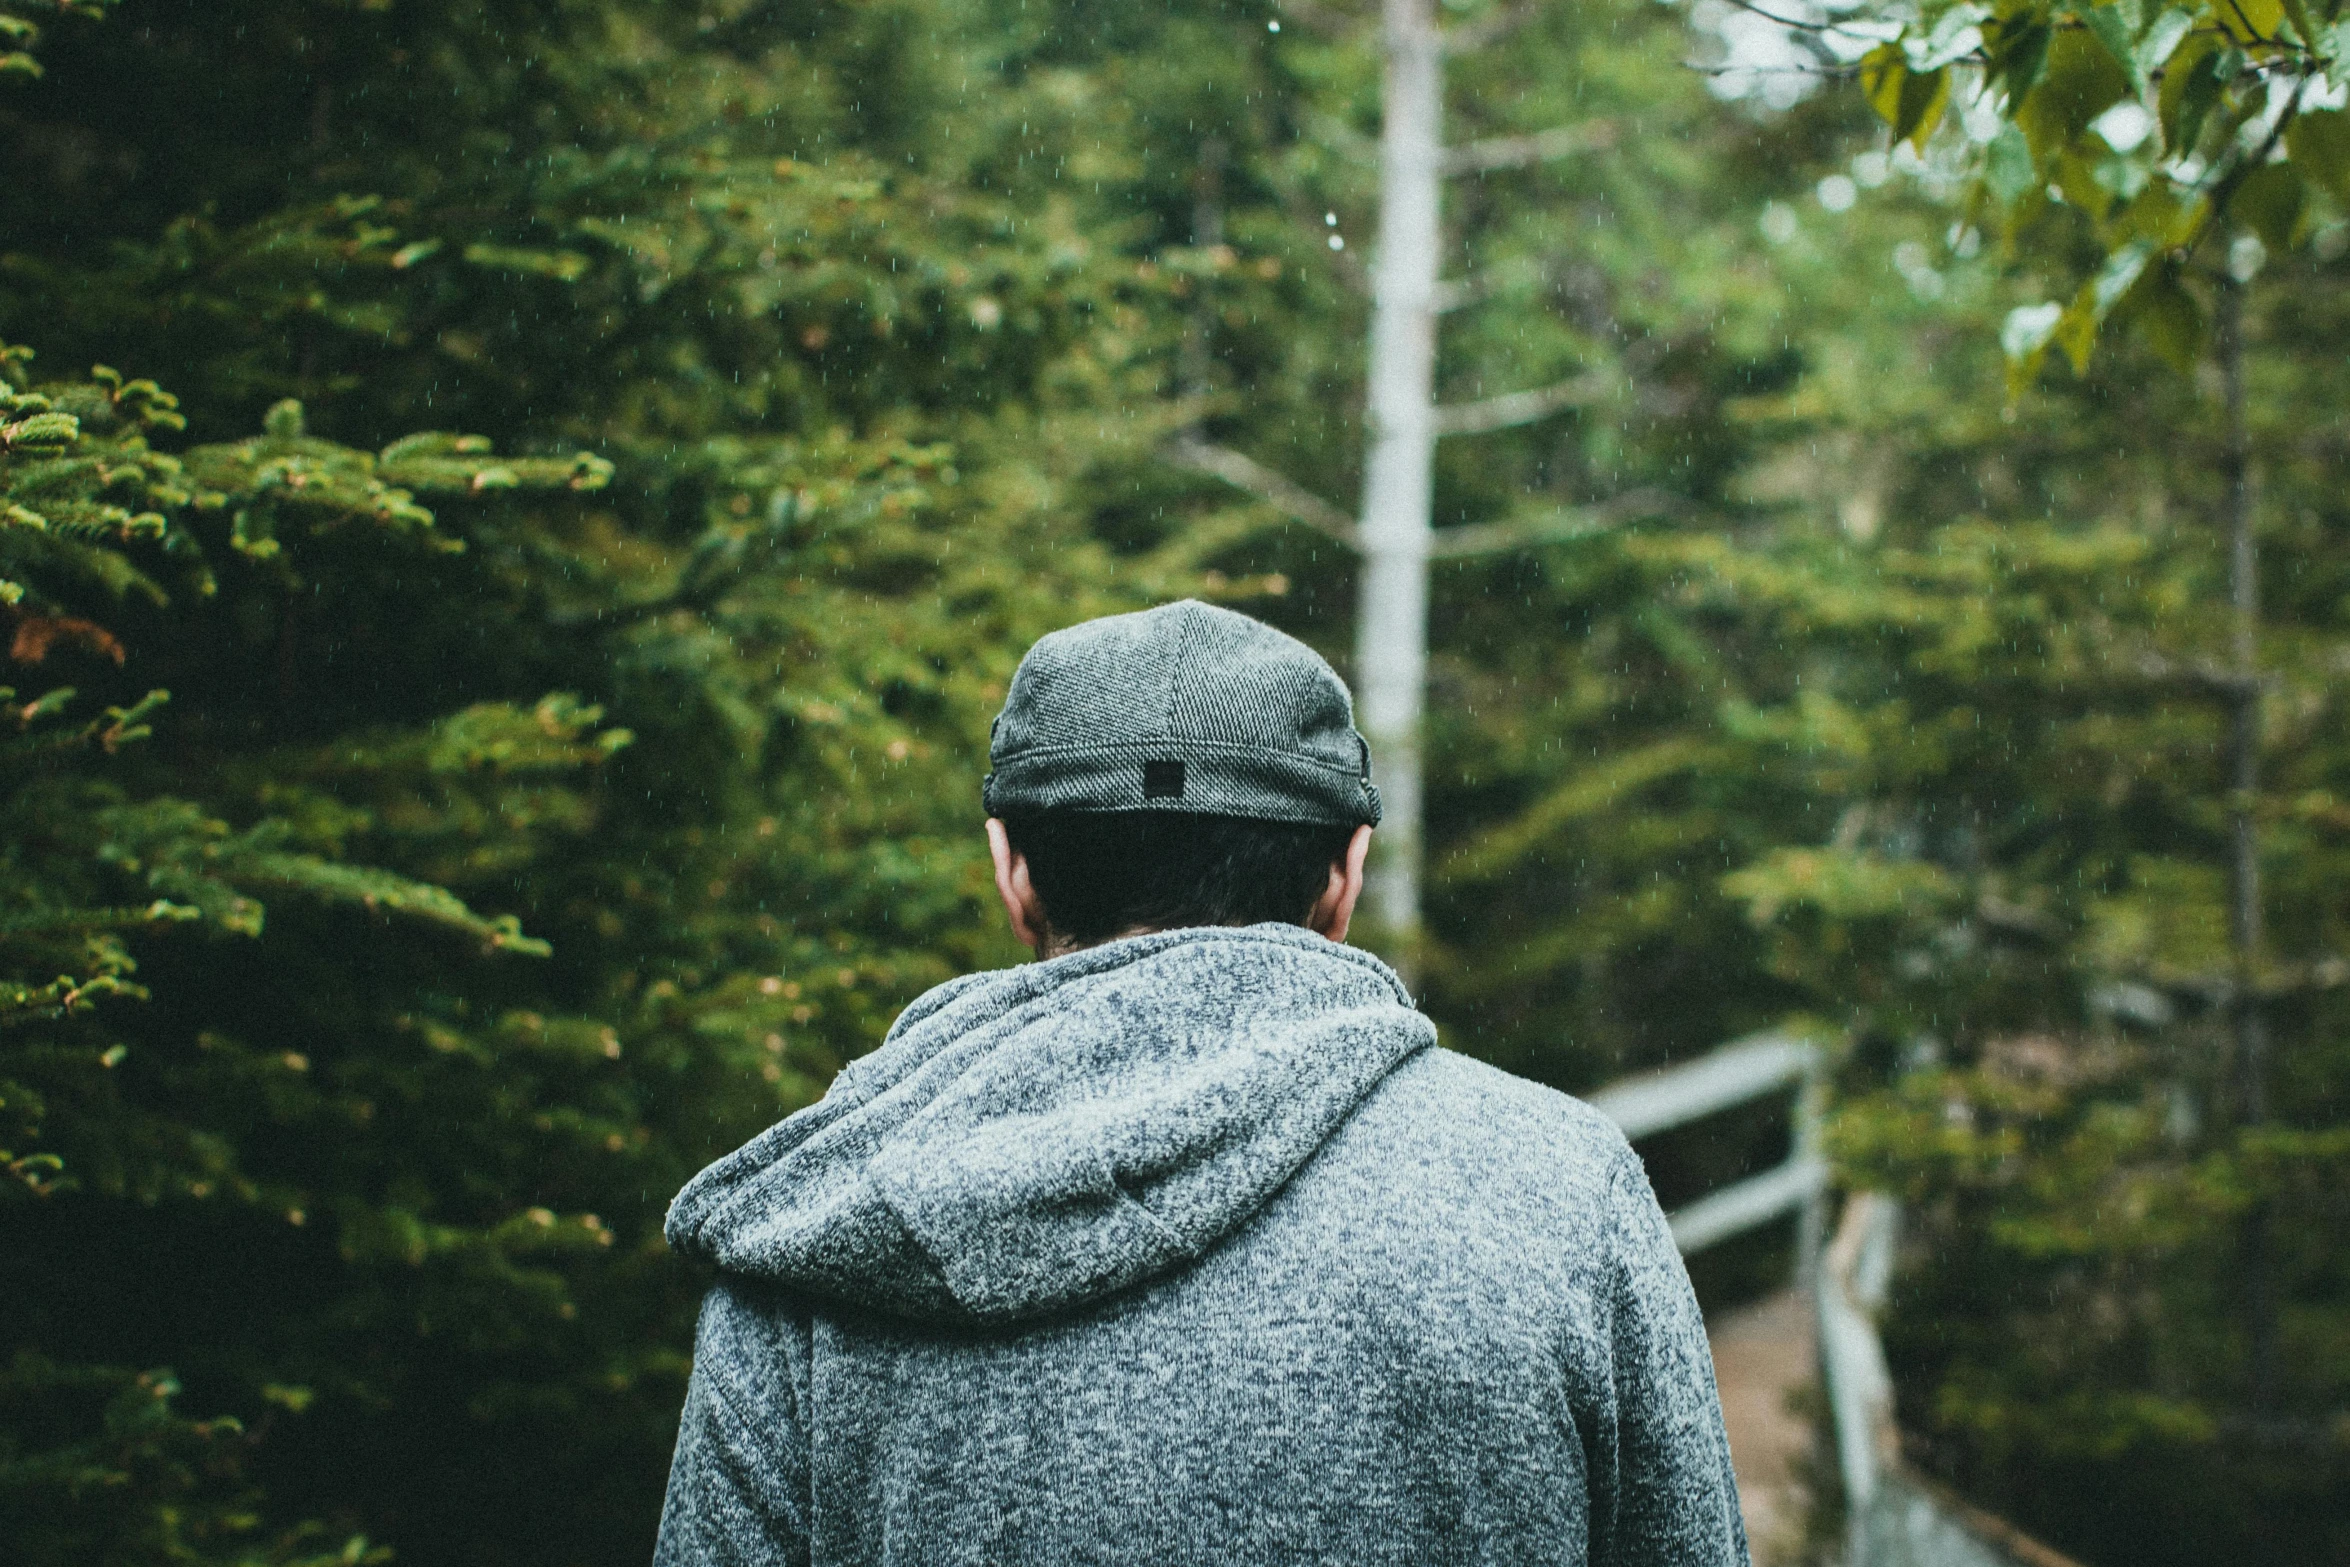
[1356,0,1442,962]
[1182,137,1227,403]
[2216,276,2276,1413]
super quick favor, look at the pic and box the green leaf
[1908,2,1993,69]
[1987,12,2055,103]
[2053,238,2155,375]
[2158,36,2228,154]
[2091,147,2151,207]
[2052,298,2099,373]
[2327,16,2350,88]
[2285,108,2350,204]
[2018,30,2132,162]
[1862,45,1952,151]
[2134,9,2197,89]
[2115,259,2205,369]
[2081,4,2151,100]
[1987,122,2041,206]
[1860,45,1905,126]
[2115,179,2202,247]
[2276,0,2323,50]
[2056,144,2116,215]
[2003,300,2065,397]
[2210,0,2285,44]
[2092,236,2156,310]
[2231,162,2306,251]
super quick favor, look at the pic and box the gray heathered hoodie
[656,923,1748,1566]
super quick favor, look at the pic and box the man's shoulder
[1384,1045,1632,1142]
[1236,1045,1647,1310]
[1323,1044,1639,1203]
[692,1275,815,1401]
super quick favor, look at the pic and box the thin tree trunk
[2216,276,2275,1413]
[1182,137,1227,403]
[1356,0,1442,962]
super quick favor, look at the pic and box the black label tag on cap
[1143,759,1186,799]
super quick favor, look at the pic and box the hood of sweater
[665,923,1435,1326]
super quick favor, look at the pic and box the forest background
[1,0,2345,1563]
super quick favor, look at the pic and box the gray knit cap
[983,601,1382,828]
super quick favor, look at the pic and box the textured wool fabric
[657,924,1748,1566]
[981,600,1383,828]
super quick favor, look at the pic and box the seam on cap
[990,736,1370,778]
[1003,801,1368,829]
[1157,602,1196,741]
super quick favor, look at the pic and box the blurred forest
[0,0,2345,1563]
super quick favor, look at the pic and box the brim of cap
[985,739,1382,828]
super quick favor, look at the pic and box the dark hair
[1000,810,1355,945]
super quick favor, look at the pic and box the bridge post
[1794,1049,1828,1288]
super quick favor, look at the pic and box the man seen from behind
[655,600,1749,1566]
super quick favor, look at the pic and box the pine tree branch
[2128,649,2273,698]
[1427,487,1682,558]
[1431,372,1610,436]
[2136,955,2350,1004]
[1975,894,2066,944]
[547,497,798,628]
[1162,436,1361,551]
[1440,120,1615,176]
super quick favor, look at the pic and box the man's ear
[1305,824,1374,943]
[986,817,1052,957]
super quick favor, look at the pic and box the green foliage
[0,0,114,81]
[2,0,2345,1562]
[0,4,1226,1561]
[1831,1048,2350,1558]
[0,342,618,1559]
[1847,0,2350,387]
[0,1355,389,1567]
[1178,0,1833,1096]
[1711,109,2350,1555]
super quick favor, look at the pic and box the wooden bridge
[1590,1038,2087,1567]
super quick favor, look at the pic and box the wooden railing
[1587,1030,1827,1260]
[1590,1038,2087,1567]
